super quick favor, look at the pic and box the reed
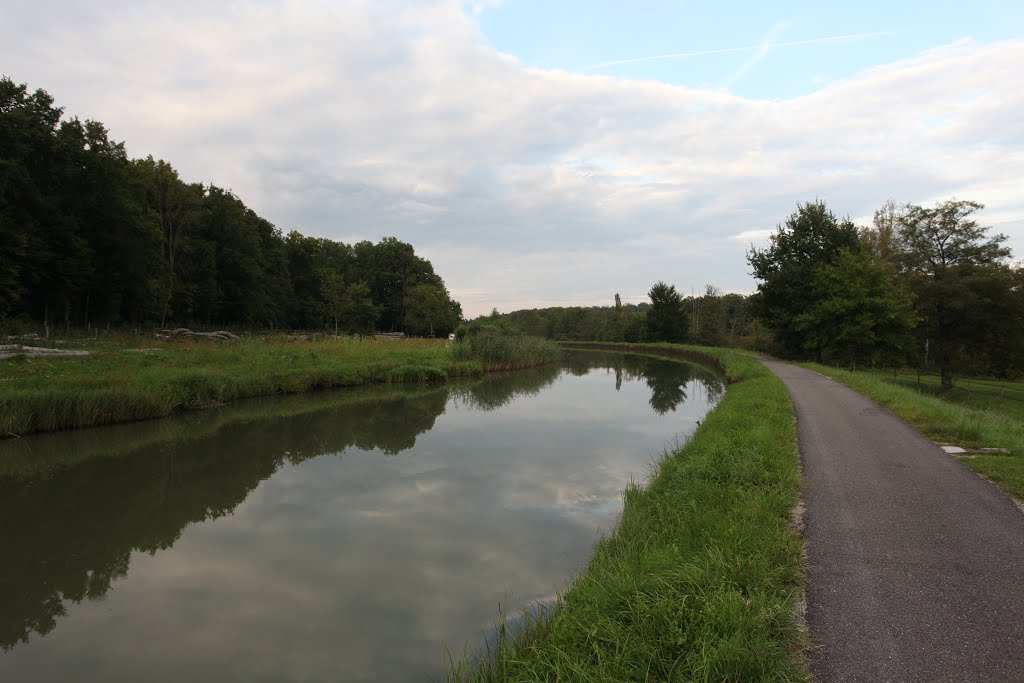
[450,329,561,372]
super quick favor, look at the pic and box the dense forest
[494,200,1024,382]
[0,77,462,336]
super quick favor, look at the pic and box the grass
[451,330,562,371]
[0,333,498,436]
[449,343,807,682]
[883,371,1024,422]
[803,364,1024,501]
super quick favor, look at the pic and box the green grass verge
[887,374,1024,422]
[0,335,492,436]
[803,364,1024,501]
[449,342,807,682]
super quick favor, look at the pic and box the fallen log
[0,345,91,360]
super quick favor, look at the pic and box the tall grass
[451,329,562,371]
[804,363,1024,500]
[449,344,807,682]
[0,336,483,436]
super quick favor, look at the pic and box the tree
[404,283,459,337]
[645,281,688,343]
[858,199,902,267]
[321,270,347,335]
[695,285,725,347]
[133,157,201,327]
[793,249,916,367]
[747,200,861,357]
[894,199,1015,386]
[344,282,378,337]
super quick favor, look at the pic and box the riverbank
[0,333,558,437]
[802,364,1024,501]
[449,343,807,682]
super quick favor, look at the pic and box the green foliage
[694,284,726,346]
[646,281,689,343]
[747,200,861,357]
[404,283,461,337]
[451,326,561,371]
[450,345,806,682]
[793,249,917,366]
[892,199,1018,386]
[0,76,460,333]
[344,281,379,337]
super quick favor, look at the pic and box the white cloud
[4,1,1023,315]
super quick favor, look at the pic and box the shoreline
[449,343,808,682]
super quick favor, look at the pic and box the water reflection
[564,351,725,414]
[0,351,723,681]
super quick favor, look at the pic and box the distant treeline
[490,287,764,349]
[0,76,461,336]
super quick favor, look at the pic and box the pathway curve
[762,361,1024,682]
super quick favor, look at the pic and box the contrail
[582,31,892,71]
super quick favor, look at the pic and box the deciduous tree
[747,200,861,357]
[895,199,1015,386]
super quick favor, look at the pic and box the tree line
[748,198,1024,386]
[492,286,759,348]
[0,76,461,336]
[493,198,1022,385]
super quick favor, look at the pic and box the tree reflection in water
[0,351,722,652]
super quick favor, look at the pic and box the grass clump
[451,323,562,372]
[449,343,807,682]
[803,363,1024,501]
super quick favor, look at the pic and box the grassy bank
[0,333,558,437]
[450,343,807,682]
[803,364,1024,501]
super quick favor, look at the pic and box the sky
[4,0,1023,317]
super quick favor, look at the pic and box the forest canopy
[0,76,461,336]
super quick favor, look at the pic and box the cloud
[581,30,893,71]
[3,1,1023,315]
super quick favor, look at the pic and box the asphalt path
[762,360,1024,683]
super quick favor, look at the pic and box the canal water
[0,351,723,682]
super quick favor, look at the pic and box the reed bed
[450,330,562,371]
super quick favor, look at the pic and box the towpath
[761,360,1024,682]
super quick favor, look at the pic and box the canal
[0,351,723,682]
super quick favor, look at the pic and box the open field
[804,364,1024,501]
[855,368,1024,422]
[0,334,512,436]
[449,343,807,682]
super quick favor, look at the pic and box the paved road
[762,361,1024,683]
